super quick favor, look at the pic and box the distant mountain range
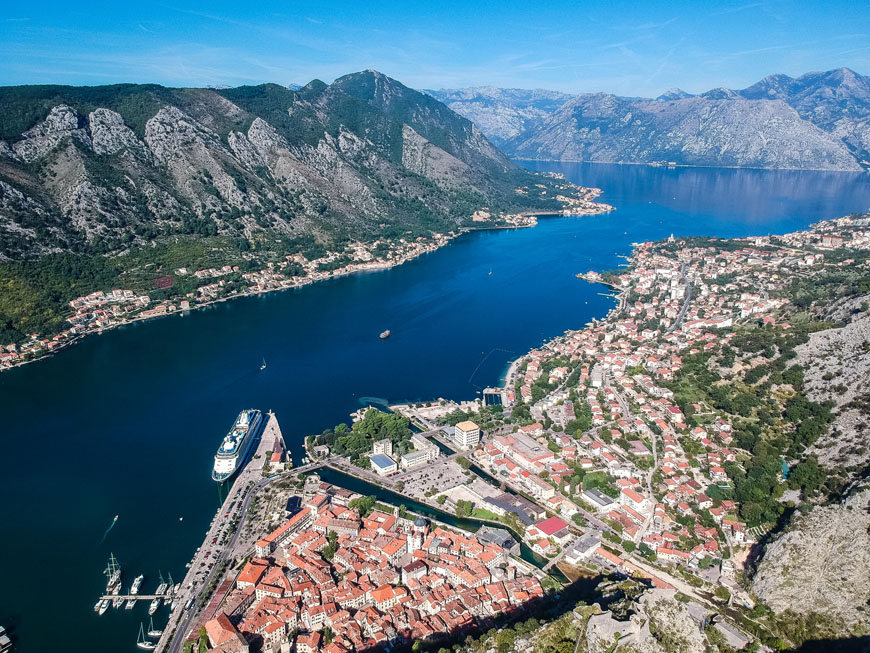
[428,68,870,171]
[0,70,564,260]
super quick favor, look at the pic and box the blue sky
[2,0,868,95]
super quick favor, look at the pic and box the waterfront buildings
[204,488,543,652]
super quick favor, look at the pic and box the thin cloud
[711,3,763,16]
[632,17,678,31]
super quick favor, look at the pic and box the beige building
[373,438,393,456]
[454,420,480,449]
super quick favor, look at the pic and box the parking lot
[398,459,471,500]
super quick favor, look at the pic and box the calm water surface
[1,163,868,652]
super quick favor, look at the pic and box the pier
[99,593,172,601]
[157,411,289,653]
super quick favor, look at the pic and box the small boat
[148,598,161,615]
[379,330,391,339]
[260,357,267,371]
[147,616,163,638]
[488,269,492,276]
[137,623,156,651]
[98,599,110,616]
[130,574,144,595]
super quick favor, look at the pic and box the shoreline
[513,157,870,174]
[1,205,612,375]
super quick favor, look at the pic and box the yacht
[98,599,110,616]
[148,598,161,615]
[130,574,144,595]
[111,585,123,609]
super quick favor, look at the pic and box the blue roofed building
[370,453,398,476]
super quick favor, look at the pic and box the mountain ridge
[0,71,578,261]
[429,67,870,170]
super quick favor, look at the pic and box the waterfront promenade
[157,412,288,653]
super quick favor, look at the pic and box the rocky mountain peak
[12,104,92,163]
[88,108,146,157]
[655,87,695,101]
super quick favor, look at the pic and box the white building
[369,453,398,476]
[454,421,480,449]
[373,438,393,456]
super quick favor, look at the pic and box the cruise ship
[212,409,263,482]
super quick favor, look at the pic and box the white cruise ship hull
[211,410,262,482]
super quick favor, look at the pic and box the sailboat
[260,357,267,371]
[136,623,156,651]
[104,553,121,591]
[155,571,167,595]
[147,616,163,638]
[163,573,175,606]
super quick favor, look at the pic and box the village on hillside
[175,215,870,652]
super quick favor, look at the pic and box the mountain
[738,67,870,161]
[752,488,870,640]
[0,71,569,261]
[507,92,862,170]
[425,87,574,147]
[435,68,870,170]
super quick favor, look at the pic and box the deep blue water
[0,162,868,652]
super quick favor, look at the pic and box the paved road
[665,263,693,334]
[165,475,273,653]
[603,376,659,540]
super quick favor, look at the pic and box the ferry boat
[130,574,144,595]
[212,409,263,482]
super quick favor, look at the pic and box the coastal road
[165,475,271,653]
[162,414,290,653]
